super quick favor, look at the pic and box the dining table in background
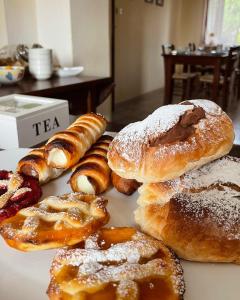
[162,52,229,106]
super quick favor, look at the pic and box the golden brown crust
[111,172,141,195]
[47,227,185,300]
[135,156,240,263]
[17,147,64,185]
[0,193,109,251]
[70,135,113,194]
[45,113,107,169]
[108,100,234,183]
[135,190,240,263]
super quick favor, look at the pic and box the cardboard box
[0,94,69,148]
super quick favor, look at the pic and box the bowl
[55,66,84,77]
[0,66,25,85]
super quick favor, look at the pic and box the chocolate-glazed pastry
[108,100,234,183]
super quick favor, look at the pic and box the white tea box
[0,94,69,148]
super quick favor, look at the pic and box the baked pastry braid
[47,227,185,300]
[70,135,113,194]
[45,113,107,169]
[17,147,64,185]
[0,193,109,251]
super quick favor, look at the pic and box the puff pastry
[47,227,185,300]
[0,193,109,251]
[70,135,113,194]
[45,113,107,169]
[108,100,234,183]
[135,156,240,263]
[17,147,64,185]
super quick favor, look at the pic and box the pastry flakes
[48,227,184,300]
[0,193,109,251]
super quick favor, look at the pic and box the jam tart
[0,193,109,251]
[0,170,42,222]
[47,227,185,300]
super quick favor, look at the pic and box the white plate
[0,148,239,300]
[55,66,84,77]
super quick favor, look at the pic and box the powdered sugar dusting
[170,156,240,191]
[184,99,222,115]
[112,105,195,162]
[177,187,240,239]
[52,230,185,297]
[111,100,224,164]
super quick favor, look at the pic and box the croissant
[45,113,107,169]
[17,147,64,185]
[111,172,141,195]
[69,135,113,194]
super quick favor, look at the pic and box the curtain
[205,0,240,46]
[205,0,225,45]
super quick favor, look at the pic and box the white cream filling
[47,149,67,167]
[77,175,95,194]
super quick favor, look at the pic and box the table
[0,75,114,114]
[162,53,228,106]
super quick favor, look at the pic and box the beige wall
[4,0,37,45]
[71,0,111,76]
[171,0,206,47]
[0,0,8,47]
[70,0,111,119]
[115,0,174,103]
[35,0,73,66]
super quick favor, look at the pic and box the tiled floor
[112,88,240,145]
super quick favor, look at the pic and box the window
[205,0,240,46]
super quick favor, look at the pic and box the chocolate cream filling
[150,106,205,146]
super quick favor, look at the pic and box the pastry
[0,170,42,222]
[0,193,109,251]
[108,100,234,183]
[47,227,185,300]
[45,113,107,169]
[111,172,141,195]
[135,156,240,263]
[17,147,64,185]
[70,135,113,194]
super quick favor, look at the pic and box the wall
[70,0,111,76]
[172,0,206,47]
[35,0,73,66]
[70,0,111,119]
[115,0,173,103]
[4,0,37,45]
[0,0,8,47]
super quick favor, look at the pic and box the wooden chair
[199,46,240,109]
[162,44,198,101]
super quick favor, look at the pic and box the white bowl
[0,66,25,84]
[55,66,84,77]
[31,72,52,80]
